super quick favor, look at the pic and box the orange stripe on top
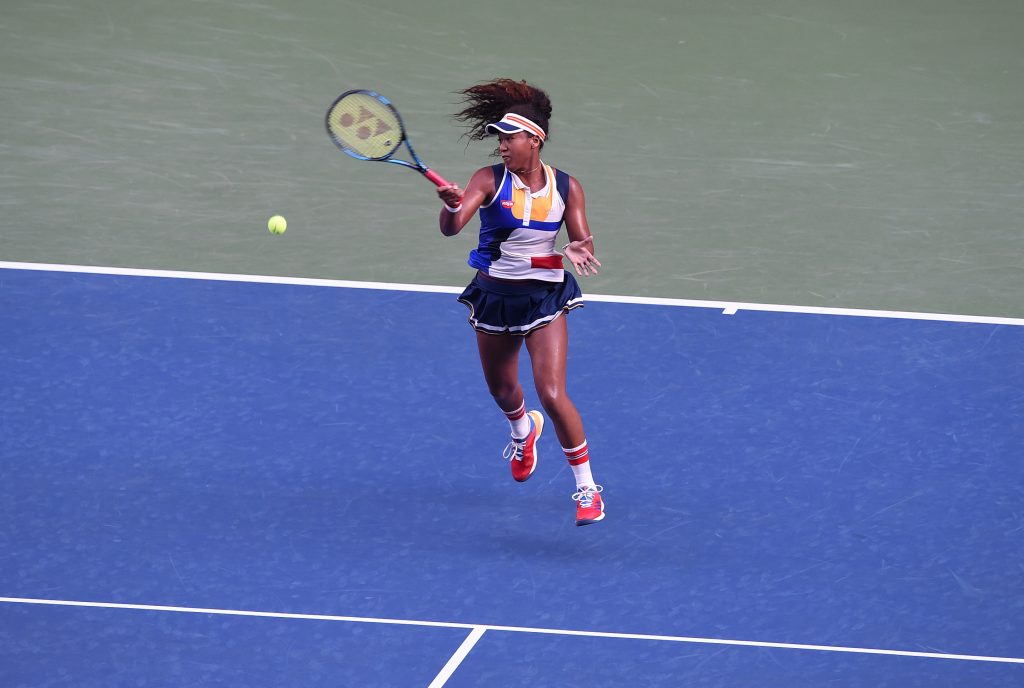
[509,164,556,225]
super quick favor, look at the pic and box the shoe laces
[503,438,525,462]
[572,485,603,507]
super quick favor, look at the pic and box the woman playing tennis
[436,79,604,526]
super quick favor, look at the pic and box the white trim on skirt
[460,296,585,336]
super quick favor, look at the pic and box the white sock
[563,441,596,489]
[572,463,595,489]
[504,402,531,439]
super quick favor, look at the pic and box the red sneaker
[573,485,605,526]
[503,410,544,482]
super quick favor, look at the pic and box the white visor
[484,113,547,141]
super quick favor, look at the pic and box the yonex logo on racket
[337,108,394,140]
[340,112,391,145]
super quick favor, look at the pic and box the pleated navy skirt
[457,271,584,336]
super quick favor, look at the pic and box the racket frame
[326,89,449,187]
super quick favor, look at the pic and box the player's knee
[487,380,519,404]
[535,384,566,413]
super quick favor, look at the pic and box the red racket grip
[423,168,451,188]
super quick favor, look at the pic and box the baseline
[2,260,1022,327]
[2,597,1022,666]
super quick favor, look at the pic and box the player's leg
[523,316,583,446]
[524,316,604,525]
[475,331,543,481]
[475,330,524,412]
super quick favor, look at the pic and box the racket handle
[423,168,451,188]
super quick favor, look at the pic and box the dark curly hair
[454,79,553,146]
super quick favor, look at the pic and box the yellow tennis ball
[268,215,287,235]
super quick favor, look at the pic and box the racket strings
[327,93,402,160]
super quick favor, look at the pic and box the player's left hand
[564,236,601,276]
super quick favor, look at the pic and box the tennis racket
[325,89,451,188]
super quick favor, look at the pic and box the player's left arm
[563,176,601,276]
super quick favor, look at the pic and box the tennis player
[436,79,604,526]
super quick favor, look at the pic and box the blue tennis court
[2,264,1022,686]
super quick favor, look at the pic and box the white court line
[428,627,487,688]
[2,260,1023,327]
[0,260,462,296]
[2,597,1022,665]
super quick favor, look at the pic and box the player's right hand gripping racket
[325,89,451,188]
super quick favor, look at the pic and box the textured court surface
[2,266,1022,685]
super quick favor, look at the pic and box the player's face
[498,132,540,170]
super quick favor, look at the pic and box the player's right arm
[437,166,495,237]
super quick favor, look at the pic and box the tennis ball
[268,215,287,235]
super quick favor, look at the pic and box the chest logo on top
[501,200,515,208]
